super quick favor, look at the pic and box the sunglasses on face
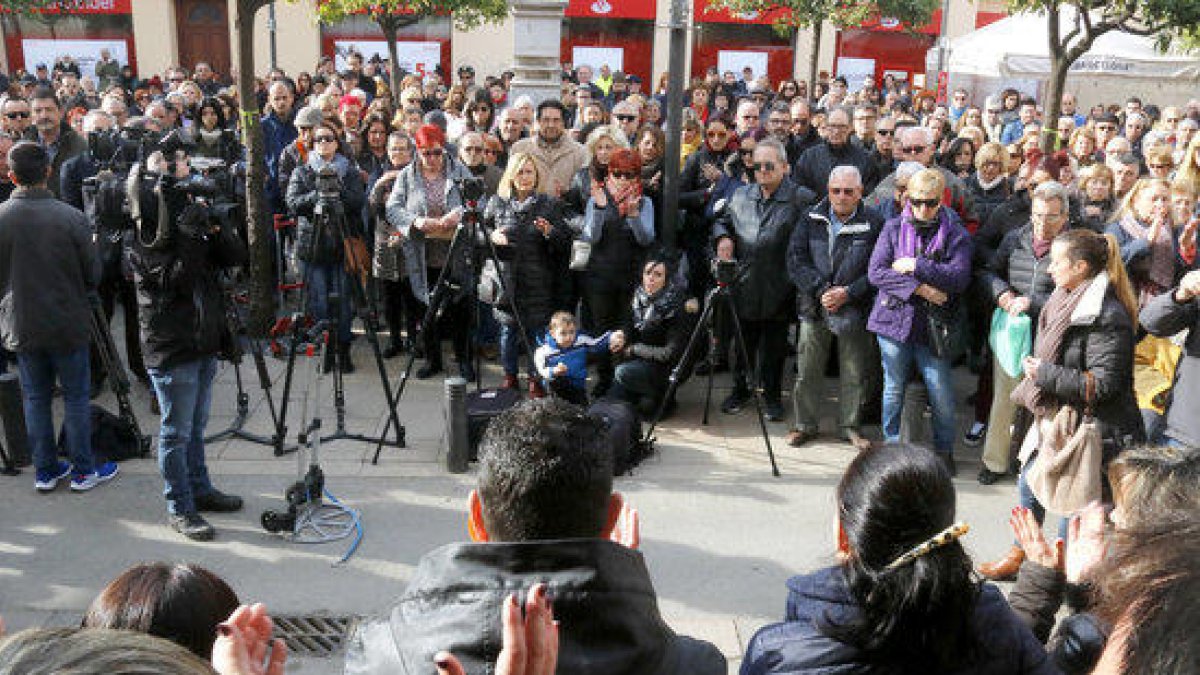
[876,128,894,136]
[314,135,337,143]
[615,114,637,122]
[462,146,484,154]
[5,112,29,119]
[738,148,755,156]
[419,149,444,158]
[910,198,939,209]
[751,162,777,172]
[610,171,638,180]
[902,145,927,154]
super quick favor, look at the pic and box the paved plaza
[0,335,1025,673]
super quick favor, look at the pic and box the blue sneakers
[70,461,120,492]
[34,460,72,492]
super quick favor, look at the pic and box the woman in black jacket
[966,142,1012,227]
[286,119,367,372]
[485,152,571,396]
[678,115,735,296]
[741,443,1054,675]
[611,252,692,417]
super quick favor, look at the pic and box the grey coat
[385,161,473,303]
[0,187,99,352]
[1140,288,1200,447]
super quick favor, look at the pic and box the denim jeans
[612,359,667,415]
[303,262,354,345]
[17,346,93,475]
[499,321,540,378]
[877,335,958,456]
[148,357,218,515]
[1017,459,1070,539]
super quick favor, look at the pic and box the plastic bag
[989,308,1032,378]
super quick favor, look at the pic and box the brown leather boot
[978,546,1025,581]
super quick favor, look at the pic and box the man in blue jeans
[0,141,117,491]
[129,149,247,540]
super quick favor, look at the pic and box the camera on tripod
[713,258,738,287]
[317,165,343,200]
[454,175,486,204]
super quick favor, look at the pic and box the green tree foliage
[710,0,939,92]
[999,1,1200,150]
[315,0,509,95]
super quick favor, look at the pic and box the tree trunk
[1041,54,1069,153]
[386,24,402,97]
[235,0,276,336]
[808,21,823,101]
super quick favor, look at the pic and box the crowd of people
[0,50,1199,673]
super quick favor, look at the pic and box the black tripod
[89,304,152,457]
[204,280,291,450]
[642,269,780,476]
[373,187,539,464]
[274,185,405,457]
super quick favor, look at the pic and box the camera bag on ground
[587,398,652,476]
[466,387,523,460]
[57,404,149,463]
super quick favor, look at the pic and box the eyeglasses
[829,187,858,196]
[615,114,637,122]
[5,112,29,119]
[876,129,894,136]
[610,171,638,180]
[1096,125,1116,132]
[751,162,777,172]
[462,146,485,154]
[706,130,727,139]
[910,198,940,209]
[1148,163,1173,170]
[901,145,927,154]
[313,135,337,143]
[419,149,443,158]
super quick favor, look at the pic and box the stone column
[509,0,568,104]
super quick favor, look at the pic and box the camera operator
[60,110,149,391]
[713,138,815,422]
[127,146,248,541]
[286,119,367,373]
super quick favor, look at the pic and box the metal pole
[934,0,952,88]
[268,1,278,71]
[659,0,688,251]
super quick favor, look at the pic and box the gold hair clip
[884,522,970,571]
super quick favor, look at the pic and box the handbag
[1025,372,1103,515]
[925,299,963,361]
[569,239,592,271]
[989,308,1033,378]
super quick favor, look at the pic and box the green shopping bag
[989,308,1032,378]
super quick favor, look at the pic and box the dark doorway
[176,0,230,76]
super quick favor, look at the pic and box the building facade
[0,0,1007,91]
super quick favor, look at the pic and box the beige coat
[509,135,587,197]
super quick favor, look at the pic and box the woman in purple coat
[867,168,973,471]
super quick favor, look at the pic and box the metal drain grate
[272,615,358,657]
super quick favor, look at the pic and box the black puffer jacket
[484,193,572,326]
[130,179,246,370]
[966,174,1013,227]
[714,178,815,322]
[625,285,691,366]
[981,224,1057,325]
[343,540,727,675]
[793,140,879,196]
[787,199,883,333]
[1034,275,1145,447]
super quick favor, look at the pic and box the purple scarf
[896,204,948,259]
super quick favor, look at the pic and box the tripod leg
[725,303,781,477]
[643,288,717,442]
[274,315,307,456]
[339,263,405,450]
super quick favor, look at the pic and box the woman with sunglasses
[678,116,735,296]
[286,119,367,373]
[386,124,476,381]
[867,168,973,473]
[579,148,656,397]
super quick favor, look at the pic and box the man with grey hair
[867,125,973,226]
[611,99,641,144]
[714,137,815,421]
[974,180,1071,486]
[100,95,128,127]
[1123,111,1148,157]
[734,98,761,136]
[794,107,877,197]
[786,164,883,449]
[1107,152,1140,199]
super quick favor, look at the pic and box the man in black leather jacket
[129,151,247,541]
[344,399,726,675]
[714,138,815,421]
[793,107,878,197]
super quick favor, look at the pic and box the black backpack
[587,399,653,476]
[58,404,148,463]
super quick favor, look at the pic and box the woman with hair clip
[978,230,1144,581]
[485,152,572,397]
[580,147,656,397]
[741,442,1054,674]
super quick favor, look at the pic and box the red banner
[566,0,657,20]
[858,10,942,35]
[10,0,135,14]
[694,0,790,24]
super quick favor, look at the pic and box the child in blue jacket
[534,311,624,405]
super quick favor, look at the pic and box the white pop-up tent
[930,10,1200,107]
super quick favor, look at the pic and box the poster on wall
[571,46,624,73]
[717,51,768,81]
[882,69,909,84]
[333,40,441,77]
[21,39,128,82]
[836,57,876,91]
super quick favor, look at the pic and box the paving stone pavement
[0,337,1027,674]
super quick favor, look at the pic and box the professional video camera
[454,175,486,204]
